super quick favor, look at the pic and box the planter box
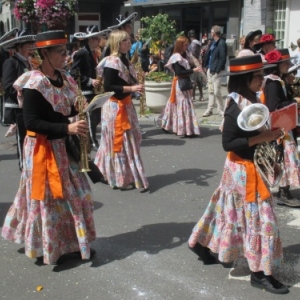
[145,80,172,113]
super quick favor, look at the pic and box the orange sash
[227,152,271,202]
[27,131,63,201]
[170,76,178,103]
[110,95,132,153]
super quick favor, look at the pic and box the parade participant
[1,30,96,265]
[0,28,18,125]
[159,36,202,137]
[188,55,289,294]
[253,34,278,61]
[71,26,111,149]
[263,49,300,207]
[237,29,262,57]
[102,12,138,58]
[1,29,36,170]
[94,30,149,191]
[202,25,227,117]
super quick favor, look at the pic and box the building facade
[1,1,300,49]
[123,0,300,50]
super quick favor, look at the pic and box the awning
[125,0,210,7]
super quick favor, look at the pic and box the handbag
[65,135,107,184]
[178,75,193,91]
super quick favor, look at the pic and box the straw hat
[108,12,138,30]
[74,25,111,40]
[264,48,295,64]
[0,29,35,49]
[34,30,68,48]
[0,27,19,44]
[221,54,276,76]
[254,34,280,47]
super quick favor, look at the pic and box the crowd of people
[1,10,300,295]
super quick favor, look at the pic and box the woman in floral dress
[94,30,148,191]
[159,36,202,137]
[263,49,300,208]
[188,55,289,294]
[1,31,96,265]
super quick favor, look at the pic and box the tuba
[76,69,91,172]
[237,103,283,187]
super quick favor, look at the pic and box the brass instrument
[76,69,91,172]
[237,103,283,188]
[130,44,140,64]
[290,77,300,97]
[94,75,105,95]
[130,46,146,116]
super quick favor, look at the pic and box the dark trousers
[86,94,101,147]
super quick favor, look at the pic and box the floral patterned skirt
[1,137,96,265]
[94,101,148,189]
[160,86,200,136]
[279,132,300,187]
[188,157,283,275]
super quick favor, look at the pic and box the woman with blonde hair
[159,35,202,137]
[94,30,149,191]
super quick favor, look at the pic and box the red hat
[255,34,280,46]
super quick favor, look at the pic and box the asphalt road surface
[0,121,299,300]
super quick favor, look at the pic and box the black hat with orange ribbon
[264,48,295,64]
[34,30,68,49]
[221,54,276,76]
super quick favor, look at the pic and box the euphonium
[76,69,91,172]
[237,103,283,188]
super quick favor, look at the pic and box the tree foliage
[140,14,177,53]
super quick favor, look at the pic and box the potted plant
[139,14,177,113]
[144,71,173,113]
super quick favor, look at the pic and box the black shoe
[276,187,300,207]
[161,128,169,134]
[189,243,217,265]
[250,272,289,294]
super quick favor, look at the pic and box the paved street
[0,91,300,299]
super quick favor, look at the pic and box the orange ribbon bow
[110,95,132,153]
[227,151,271,202]
[27,131,63,201]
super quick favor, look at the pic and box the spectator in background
[130,32,142,60]
[235,35,245,57]
[203,25,227,117]
[188,29,206,101]
[292,38,300,78]
[140,42,150,72]
[201,39,212,70]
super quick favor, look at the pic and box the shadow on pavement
[0,153,18,161]
[50,222,194,272]
[200,127,222,138]
[147,168,217,193]
[90,222,195,268]
[279,243,300,287]
[142,137,186,147]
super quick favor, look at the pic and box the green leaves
[145,72,173,83]
[140,14,177,51]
